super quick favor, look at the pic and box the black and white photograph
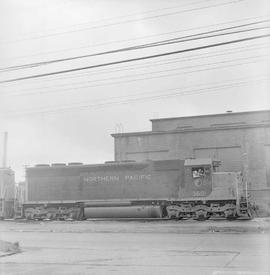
[0,0,270,274]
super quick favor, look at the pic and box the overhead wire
[9,54,269,93]
[1,20,269,72]
[1,33,269,84]
[0,0,244,44]
[1,41,266,87]
[2,13,269,63]
[1,40,268,93]
[0,0,212,42]
[34,75,270,110]
[43,42,270,82]
[2,76,269,117]
[4,54,269,97]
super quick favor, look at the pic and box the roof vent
[226,110,233,113]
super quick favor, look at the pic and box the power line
[2,77,265,116]
[2,41,267,92]
[11,54,268,92]
[1,20,269,72]
[2,14,268,63]
[37,76,270,110]
[3,41,266,88]
[4,55,269,97]
[0,0,211,42]
[1,33,269,84]
[44,42,270,82]
[0,0,243,44]
[2,77,268,117]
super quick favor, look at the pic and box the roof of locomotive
[29,160,142,167]
[26,159,185,170]
[25,159,185,178]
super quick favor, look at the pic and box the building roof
[150,109,270,122]
[111,110,270,138]
[111,122,270,137]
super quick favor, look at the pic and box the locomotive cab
[171,158,251,220]
[182,158,214,198]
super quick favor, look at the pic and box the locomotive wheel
[196,214,206,221]
[25,208,34,220]
[46,213,52,220]
[194,209,208,221]
[25,213,32,220]
[247,208,255,220]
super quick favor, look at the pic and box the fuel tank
[84,205,162,219]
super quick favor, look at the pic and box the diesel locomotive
[23,158,253,220]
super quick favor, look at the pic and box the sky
[0,0,269,181]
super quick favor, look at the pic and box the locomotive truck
[23,158,253,221]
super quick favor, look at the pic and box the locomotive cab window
[192,167,205,178]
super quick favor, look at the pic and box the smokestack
[2,132,8,168]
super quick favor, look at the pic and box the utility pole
[0,132,8,218]
[2,131,8,168]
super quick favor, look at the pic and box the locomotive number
[192,191,206,197]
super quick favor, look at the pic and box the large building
[112,110,270,215]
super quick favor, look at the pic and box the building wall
[114,127,270,188]
[112,111,270,215]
